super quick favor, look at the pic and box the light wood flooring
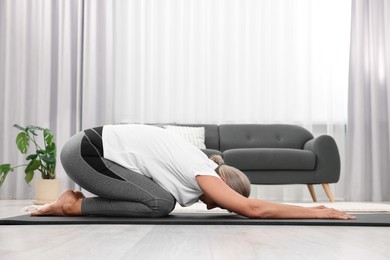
[1,200,390,260]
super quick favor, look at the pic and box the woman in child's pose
[32,124,355,220]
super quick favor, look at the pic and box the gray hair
[210,154,251,198]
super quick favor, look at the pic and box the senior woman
[31,124,355,220]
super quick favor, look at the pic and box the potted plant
[0,124,60,204]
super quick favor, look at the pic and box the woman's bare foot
[30,189,85,216]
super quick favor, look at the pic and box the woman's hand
[284,204,356,220]
[311,206,356,220]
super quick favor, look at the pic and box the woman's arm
[195,175,356,220]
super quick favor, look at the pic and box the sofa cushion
[223,148,316,170]
[219,124,314,152]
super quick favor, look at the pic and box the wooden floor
[1,200,390,260]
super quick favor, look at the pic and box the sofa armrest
[303,135,340,184]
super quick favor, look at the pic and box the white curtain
[346,0,390,201]
[82,0,351,201]
[0,0,83,198]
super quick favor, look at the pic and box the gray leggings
[60,130,176,217]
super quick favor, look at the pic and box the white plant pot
[33,179,61,205]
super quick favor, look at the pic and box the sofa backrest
[219,124,314,152]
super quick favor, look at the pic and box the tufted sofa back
[218,124,314,152]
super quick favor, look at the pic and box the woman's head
[210,154,251,198]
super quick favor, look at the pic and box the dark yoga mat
[1,213,390,226]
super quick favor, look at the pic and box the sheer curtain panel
[346,0,390,201]
[0,0,83,198]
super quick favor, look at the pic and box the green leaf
[26,154,38,160]
[46,143,56,154]
[25,159,40,173]
[0,172,9,188]
[26,125,44,131]
[13,124,26,131]
[26,125,42,136]
[25,171,34,184]
[0,164,12,173]
[44,129,54,146]
[36,149,46,155]
[0,164,13,188]
[24,157,37,184]
[26,125,35,134]
[16,132,29,154]
[41,155,56,164]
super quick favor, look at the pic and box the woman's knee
[150,198,176,217]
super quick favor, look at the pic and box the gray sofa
[177,124,340,202]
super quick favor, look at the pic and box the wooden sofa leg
[307,184,317,202]
[322,183,335,202]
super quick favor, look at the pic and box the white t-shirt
[102,124,220,206]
